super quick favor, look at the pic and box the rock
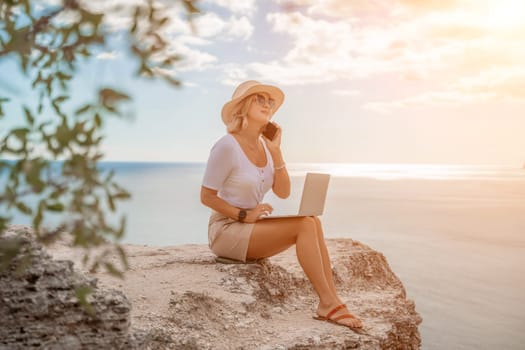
[0,225,147,349]
[2,224,422,349]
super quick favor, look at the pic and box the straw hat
[221,80,284,124]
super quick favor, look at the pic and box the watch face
[239,210,247,221]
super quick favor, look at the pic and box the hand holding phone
[262,122,278,141]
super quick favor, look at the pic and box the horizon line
[1,158,522,168]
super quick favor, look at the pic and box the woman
[200,80,363,331]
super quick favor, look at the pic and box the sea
[2,161,525,350]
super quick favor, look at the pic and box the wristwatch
[238,209,247,223]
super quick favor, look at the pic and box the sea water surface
[3,162,525,349]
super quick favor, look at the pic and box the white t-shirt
[202,134,274,209]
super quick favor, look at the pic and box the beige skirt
[208,211,255,262]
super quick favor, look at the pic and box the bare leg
[247,216,337,305]
[312,217,362,328]
[311,216,342,304]
[246,217,362,329]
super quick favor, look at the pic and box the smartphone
[262,122,278,141]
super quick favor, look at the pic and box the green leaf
[113,190,131,200]
[0,216,13,237]
[33,201,45,229]
[38,120,53,133]
[0,160,10,172]
[16,202,33,215]
[32,72,42,89]
[158,17,169,27]
[104,170,115,183]
[163,75,181,87]
[117,216,126,240]
[94,113,102,127]
[4,186,16,203]
[54,95,69,104]
[38,91,44,114]
[8,27,33,60]
[75,104,92,116]
[46,202,64,212]
[24,107,34,125]
[75,285,95,316]
[49,189,61,199]
[25,159,47,193]
[56,72,72,81]
[56,123,71,146]
[12,128,30,142]
[104,105,118,114]
[99,88,130,108]
[0,97,9,117]
[0,234,21,273]
[182,0,201,15]
[106,192,115,211]
[104,262,123,278]
[116,243,129,269]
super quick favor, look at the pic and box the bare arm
[200,186,240,220]
[263,124,290,199]
[269,148,291,198]
[200,186,271,223]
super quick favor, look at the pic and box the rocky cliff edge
[1,225,422,349]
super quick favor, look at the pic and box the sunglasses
[253,94,276,109]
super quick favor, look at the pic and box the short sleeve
[202,136,236,191]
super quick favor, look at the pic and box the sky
[1,0,525,166]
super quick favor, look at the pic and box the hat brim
[221,84,284,125]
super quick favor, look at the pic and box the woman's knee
[297,216,317,238]
[311,216,324,237]
[311,216,322,227]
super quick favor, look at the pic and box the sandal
[313,304,364,333]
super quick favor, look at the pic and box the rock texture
[2,224,422,349]
[0,225,146,350]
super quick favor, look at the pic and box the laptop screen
[298,173,331,216]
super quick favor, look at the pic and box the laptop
[261,172,331,219]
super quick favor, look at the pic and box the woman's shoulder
[216,133,235,144]
[211,133,237,153]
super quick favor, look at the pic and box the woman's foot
[315,302,363,330]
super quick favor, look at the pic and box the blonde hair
[226,95,256,133]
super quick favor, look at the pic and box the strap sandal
[313,304,365,333]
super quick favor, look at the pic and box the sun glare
[485,0,525,28]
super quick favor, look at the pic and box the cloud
[458,67,525,100]
[191,12,253,40]
[205,0,258,16]
[188,12,254,40]
[307,0,394,21]
[219,65,249,86]
[397,0,463,11]
[96,51,118,60]
[281,0,465,18]
[255,11,358,85]
[44,0,254,73]
[224,16,254,40]
[157,43,218,72]
[42,0,525,108]
[364,67,525,113]
[248,60,337,85]
[230,0,525,113]
[363,90,494,114]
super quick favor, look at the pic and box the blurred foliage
[0,0,200,281]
